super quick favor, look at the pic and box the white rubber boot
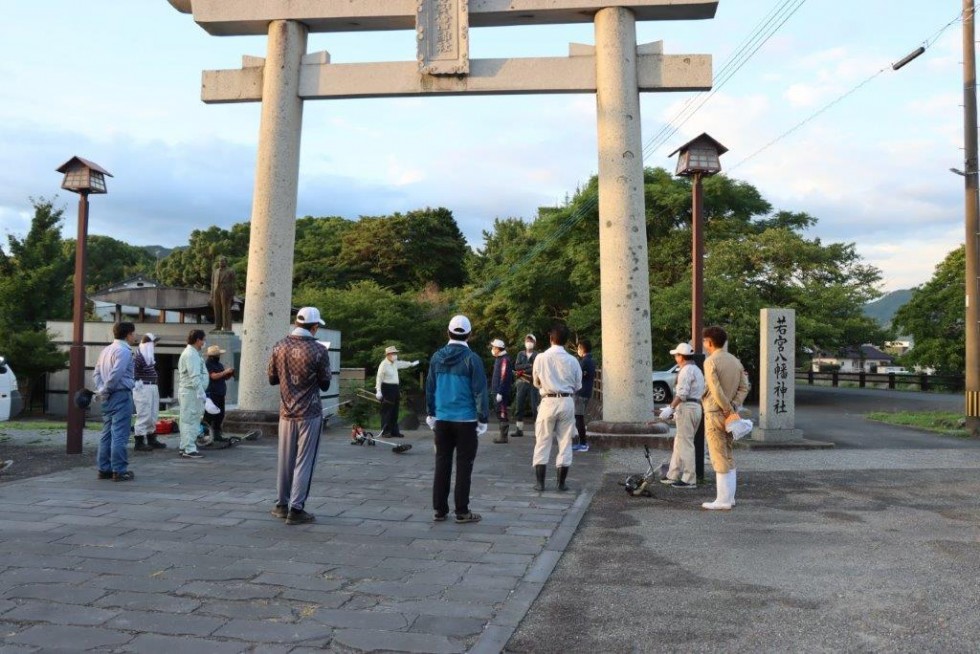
[728,469,737,507]
[701,472,733,511]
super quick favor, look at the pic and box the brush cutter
[349,425,412,454]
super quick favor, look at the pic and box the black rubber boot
[533,464,546,491]
[493,422,509,444]
[557,466,569,492]
[134,436,153,452]
[147,433,167,449]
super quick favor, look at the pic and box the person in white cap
[205,344,235,442]
[531,323,582,492]
[375,345,419,439]
[133,333,166,451]
[489,338,513,443]
[700,325,749,510]
[267,307,332,525]
[511,333,540,438]
[425,314,488,524]
[657,342,705,489]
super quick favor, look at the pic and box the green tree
[63,235,157,291]
[892,245,964,375]
[155,224,249,290]
[0,329,68,410]
[0,197,72,329]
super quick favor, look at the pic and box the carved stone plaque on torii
[167,0,718,437]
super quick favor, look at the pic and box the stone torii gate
[167,0,717,434]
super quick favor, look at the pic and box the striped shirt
[134,352,158,384]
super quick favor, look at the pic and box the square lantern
[56,156,113,194]
[668,133,728,177]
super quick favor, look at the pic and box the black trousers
[379,382,401,437]
[205,394,226,436]
[433,421,479,516]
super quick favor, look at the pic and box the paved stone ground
[0,427,600,653]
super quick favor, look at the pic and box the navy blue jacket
[578,353,596,399]
[491,353,513,402]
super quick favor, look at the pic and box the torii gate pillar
[593,7,654,425]
[233,20,309,423]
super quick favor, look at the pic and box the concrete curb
[469,487,596,654]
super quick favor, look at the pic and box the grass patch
[1,420,68,430]
[865,411,970,438]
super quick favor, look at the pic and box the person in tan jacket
[701,325,749,510]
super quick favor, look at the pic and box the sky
[0,1,969,292]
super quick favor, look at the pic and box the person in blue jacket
[425,314,489,524]
[489,338,513,444]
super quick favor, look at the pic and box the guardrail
[796,370,964,392]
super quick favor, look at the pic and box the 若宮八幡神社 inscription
[755,308,803,442]
[773,315,789,414]
[418,0,469,75]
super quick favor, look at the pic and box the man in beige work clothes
[701,325,749,511]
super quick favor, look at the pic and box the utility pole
[963,0,980,436]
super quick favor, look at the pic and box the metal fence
[796,370,964,393]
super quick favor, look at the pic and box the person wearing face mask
[511,333,540,438]
[132,333,167,452]
[204,344,236,442]
[376,345,419,439]
[489,338,513,444]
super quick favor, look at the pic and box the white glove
[412,360,419,366]
[376,391,383,401]
[425,416,436,430]
[496,393,503,403]
[476,422,488,436]
[658,406,674,420]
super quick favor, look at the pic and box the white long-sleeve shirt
[376,357,414,391]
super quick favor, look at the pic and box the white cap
[490,338,506,349]
[669,342,695,356]
[448,315,472,335]
[296,307,325,325]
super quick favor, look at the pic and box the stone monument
[753,308,803,442]
[167,0,717,436]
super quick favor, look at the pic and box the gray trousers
[277,415,323,511]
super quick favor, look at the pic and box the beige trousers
[668,402,702,484]
[705,410,735,473]
[533,397,575,467]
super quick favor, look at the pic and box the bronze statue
[211,256,236,332]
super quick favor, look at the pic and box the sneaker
[671,480,697,489]
[270,505,288,519]
[454,512,482,524]
[433,512,448,522]
[112,471,135,482]
[577,443,590,453]
[97,470,113,480]
[571,444,582,452]
[659,477,677,485]
[181,451,204,459]
[285,509,315,525]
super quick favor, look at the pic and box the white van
[0,356,24,421]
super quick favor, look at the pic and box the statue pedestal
[586,420,672,450]
[207,331,242,405]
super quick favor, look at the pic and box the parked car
[0,356,23,422]
[652,364,679,404]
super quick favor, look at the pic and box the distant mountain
[864,289,913,327]
[141,245,175,259]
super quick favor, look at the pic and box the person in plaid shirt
[267,307,332,526]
